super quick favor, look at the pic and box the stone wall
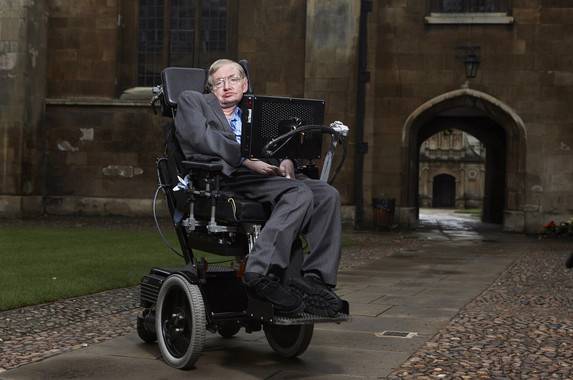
[304,0,360,204]
[33,0,356,215]
[1,1,359,217]
[237,0,306,98]
[47,0,119,98]
[0,0,47,216]
[42,100,164,215]
[368,1,573,231]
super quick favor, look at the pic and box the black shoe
[289,275,344,317]
[243,272,304,315]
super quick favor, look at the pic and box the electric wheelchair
[136,61,350,369]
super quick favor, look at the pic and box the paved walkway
[1,211,572,379]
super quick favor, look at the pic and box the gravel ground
[0,218,408,372]
[388,240,573,380]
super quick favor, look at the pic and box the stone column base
[397,207,418,227]
[0,195,43,217]
[503,210,525,232]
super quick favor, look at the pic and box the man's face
[211,63,248,109]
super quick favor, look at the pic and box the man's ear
[242,79,249,94]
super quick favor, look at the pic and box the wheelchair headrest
[238,59,253,94]
[161,67,207,110]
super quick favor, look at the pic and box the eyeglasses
[212,75,244,90]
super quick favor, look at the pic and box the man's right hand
[243,159,281,176]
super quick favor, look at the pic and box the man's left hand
[279,159,295,179]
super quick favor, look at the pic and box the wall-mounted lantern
[464,52,480,79]
[456,46,481,79]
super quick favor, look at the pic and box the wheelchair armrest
[181,154,224,173]
[182,160,223,173]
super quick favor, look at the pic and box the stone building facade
[367,0,573,232]
[418,130,485,209]
[1,0,573,233]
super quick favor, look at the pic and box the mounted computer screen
[240,95,325,160]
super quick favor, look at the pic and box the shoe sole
[245,288,305,316]
[275,301,306,316]
[289,280,341,317]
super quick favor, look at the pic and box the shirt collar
[230,107,242,121]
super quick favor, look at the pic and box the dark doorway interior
[432,174,456,208]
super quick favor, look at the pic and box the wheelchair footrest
[272,312,350,325]
[246,293,350,325]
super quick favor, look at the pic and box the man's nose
[223,79,231,89]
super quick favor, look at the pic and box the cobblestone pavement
[388,239,573,380]
[0,219,402,372]
[0,288,140,371]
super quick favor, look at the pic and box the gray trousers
[222,172,341,286]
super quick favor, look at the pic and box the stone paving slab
[0,333,410,380]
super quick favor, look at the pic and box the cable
[328,136,348,185]
[153,183,184,259]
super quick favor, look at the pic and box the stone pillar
[0,0,47,216]
[304,0,360,207]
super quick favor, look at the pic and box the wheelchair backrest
[160,61,252,118]
[160,67,207,117]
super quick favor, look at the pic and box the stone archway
[400,88,527,231]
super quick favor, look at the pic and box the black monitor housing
[240,95,325,160]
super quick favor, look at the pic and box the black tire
[156,274,206,369]
[218,321,241,339]
[264,323,314,358]
[137,313,157,343]
[566,252,573,268]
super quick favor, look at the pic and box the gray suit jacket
[174,91,242,176]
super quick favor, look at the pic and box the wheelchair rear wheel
[156,274,206,369]
[263,323,314,357]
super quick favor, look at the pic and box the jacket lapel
[204,93,232,133]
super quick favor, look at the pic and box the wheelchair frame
[136,62,350,369]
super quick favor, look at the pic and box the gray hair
[207,59,246,89]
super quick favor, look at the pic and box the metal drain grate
[375,330,418,339]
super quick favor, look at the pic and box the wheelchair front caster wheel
[137,312,157,343]
[218,321,241,339]
[156,274,206,369]
[264,324,314,358]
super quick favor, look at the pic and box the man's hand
[243,159,281,176]
[279,159,295,179]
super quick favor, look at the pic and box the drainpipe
[354,0,371,229]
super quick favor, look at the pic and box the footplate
[272,311,350,325]
[246,293,350,325]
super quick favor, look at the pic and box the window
[429,0,509,13]
[426,0,513,24]
[119,0,237,91]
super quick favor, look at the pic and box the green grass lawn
[0,223,357,312]
[0,226,212,311]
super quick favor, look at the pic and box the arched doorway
[401,89,527,229]
[432,174,456,208]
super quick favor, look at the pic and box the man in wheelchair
[174,59,344,317]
